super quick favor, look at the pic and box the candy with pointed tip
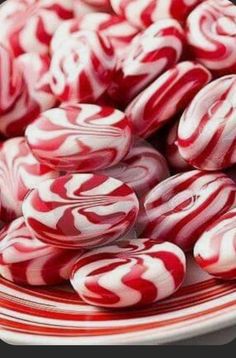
[0,53,56,137]
[108,19,185,104]
[0,137,58,223]
[125,61,211,139]
[22,174,139,249]
[26,103,132,172]
[178,75,236,171]
[0,0,74,56]
[0,45,23,113]
[0,217,82,286]
[71,238,186,308]
[110,0,204,29]
[51,15,138,58]
[100,140,170,197]
[194,208,236,280]
[50,30,115,103]
[166,121,191,172]
[186,0,236,75]
[138,170,236,252]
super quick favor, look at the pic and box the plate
[1,256,236,345]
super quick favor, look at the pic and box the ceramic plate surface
[1,257,236,345]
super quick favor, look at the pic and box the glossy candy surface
[26,103,132,172]
[108,19,185,104]
[194,208,236,280]
[110,0,204,29]
[186,0,236,75]
[0,45,23,113]
[178,75,236,171]
[0,53,56,137]
[0,0,74,56]
[139,170,236,252]
[22,174,139,249]
[71,238,186,308]
[50,30,115,103]
[81,0,112,11]
[100,140,170,197]
[126,61,211,138]
[0,137,58,223]
[0,217,81,286]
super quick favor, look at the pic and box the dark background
[0,0,235,351]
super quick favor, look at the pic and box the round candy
[178,75,236,171]
[0,217,82,286]
[108,19,185,104]
[22,174,139,249]
[51,15,138,58]
[0,53,56,137]
[0,45,23,113]
[49,30,115,103]
[166,121,191,172]
[110,0,204,29]
[0,137,58,223]
[100,140,170,198]
[194,208,236,280]
[138,170,236,252]
[26,103,132,172]
[125,61,211,139]
[1,0,74,56]
[71,238,186,308]
[186,0,236,75]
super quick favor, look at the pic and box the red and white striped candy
[0,53,56,137]
[139,170,236,252]
[0,137,58,223]
[100,140,170,198]
[1,0,74,56]
[26,103,132,172]
[22,174,139,250]
[51,15,138,58]
[50,30,115,103]
[186,0,236,75]
[81,0,112,11]
[110,0,204,29]
[194,208,236,280]
[71,238,186,308]
[108,19,185,104]
[178,75,236,171]
[0,45,23,113]
[125,61,211,139]
[0,217,82,286]
[166,121,191,172]
[73,0,103,18]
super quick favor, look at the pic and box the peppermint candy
[22,174,139,249]
[139,170,236,252]
[178,75,236,171]
[194,208,236,280]
[26,103,132,172]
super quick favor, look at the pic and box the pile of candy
[0,0,235,309]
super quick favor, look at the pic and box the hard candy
[125,61,211,139]
[108,19,185,104]
[178,75,236,171]
[194,208,236,280]
[0,217,81,286]
[0,53,56,137]
[26,103,132,172]
[100,140,170,198]
[0,0,74,56]
[186,0,236,75]
[0,137,58,223]
[71,238,186,308]
[110,0,204,29]
[80,0,112,11]
[22,174,139,249]
[50,30,115,103]
[138,170,236,252]
[0,45,23,113]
